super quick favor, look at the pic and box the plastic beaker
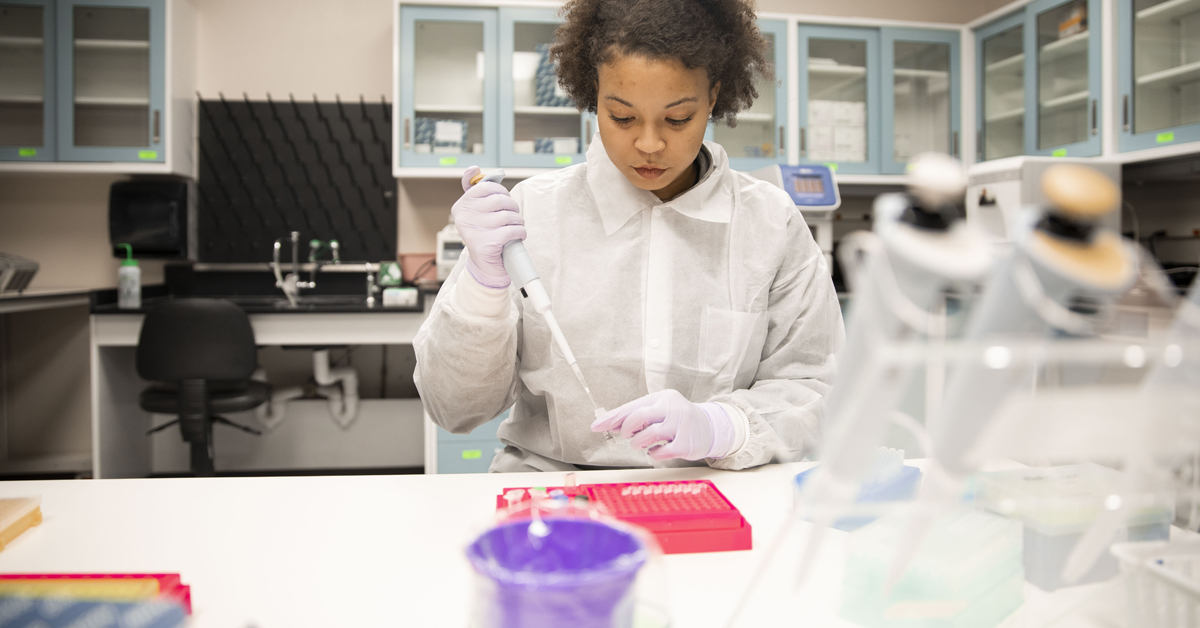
[466,517,649,628]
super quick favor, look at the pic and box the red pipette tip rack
[495,479,752,555]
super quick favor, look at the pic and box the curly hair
[550,0,772,126]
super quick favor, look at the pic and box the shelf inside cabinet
[1040,89,1089,111]
[894,68,950,79]
[74,38,150,50]
[1136,0,1200,23]
[74,96,150,106]
[0,95,43,104]
[0,36,44,48]
[986,106,1025,123]
[414,104,484,114]
[808,63,867,77]
[986,54,1024,75]
[1136,60,1200,88]
[513,106,579,116]
[732,112,775,123]
[1039,32,1088,64]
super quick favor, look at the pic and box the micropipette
[469,170,610,430]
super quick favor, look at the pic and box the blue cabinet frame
[56,0,166,163]
[797,24,881,175]
[975,11,1026,163]
[1117,0,1200,152]
[709,19,789,171]
[0,0,56,161]
[398,6,498,169]
[881,27,961,174]
[498,7,586,169]
[1024,0,1102,158]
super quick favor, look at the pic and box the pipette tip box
[495,479,751,554]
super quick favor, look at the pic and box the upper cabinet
[0,0,193,174]
[0,0,55,162]
[976,0,1102,162]
[397,6,498,169]
[709,19,789,171]
[882,28,961,173]
[499,7,588,169]
[1118,0,1200,152]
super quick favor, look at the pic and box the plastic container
[794,449,923,531]
[116,243,140,310]
[466,517,649,628]
[841,507,1024,628]
[975,463,1174,591]
[1112,540,1200,628]
[0,497,40,552]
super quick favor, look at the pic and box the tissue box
[809,100,837,127]
[834,126,866,162]
[809,125,835,162]
[414,118,468,152]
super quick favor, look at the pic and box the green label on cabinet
[461,449,482,460]
[138,150,158,160]
[439,156,458,166]
[1052,149,1068,157]
[555,156,573,165]
[18,148,36,157]
[1157,132,1176,144]
[824,163,838,171]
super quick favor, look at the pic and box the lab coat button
[650,339,660,349]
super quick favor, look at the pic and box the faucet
[273,231,313,307]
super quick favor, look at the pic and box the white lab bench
[89,310,431,479]
[0,460,1166,628]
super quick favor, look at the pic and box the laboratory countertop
[0,288,91,314]
[89,293,425,315]
[0,461,1134,628]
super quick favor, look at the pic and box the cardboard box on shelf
[809,125,836,162]
[808,100,837,127]
[834,101,866,127]
[834,126,867,163]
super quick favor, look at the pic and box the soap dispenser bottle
[117,243,141,309]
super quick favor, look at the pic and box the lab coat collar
[586,134,733,236]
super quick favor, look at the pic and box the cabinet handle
[404,118,411,148]
[800,127,806,157]
[1090,99,1098,136]
[153,110,160,144]
[1123,95,1130,132]
[779,126,785,153]
[952,131,959,158]
[586,119,592,143]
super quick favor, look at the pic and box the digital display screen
[791,174,825,195]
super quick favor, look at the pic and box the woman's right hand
[453,166,526,290]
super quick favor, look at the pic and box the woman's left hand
[591,389,738,461]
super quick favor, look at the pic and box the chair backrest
[136,299,257,382]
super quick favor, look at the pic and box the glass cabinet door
[398,7,497,169]
[977,13,1025,162]
[798,25,880,174]
[712,19,788,171]
[498,8,585,169]
[0,0,54,161]
[57,0,165,162]
[1027,0,1101,157]
[881,28,959,174]
[1119,0,1200,151]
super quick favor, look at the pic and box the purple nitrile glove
[452,166,526,290]
[590,389,739,461]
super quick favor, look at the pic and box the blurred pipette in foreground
[885,164,1139,592]
[469,170,608,428]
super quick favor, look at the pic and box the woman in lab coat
[414,0,844,472]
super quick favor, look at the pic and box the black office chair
[136,299,268,476]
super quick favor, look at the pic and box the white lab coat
[413,137,844,471]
